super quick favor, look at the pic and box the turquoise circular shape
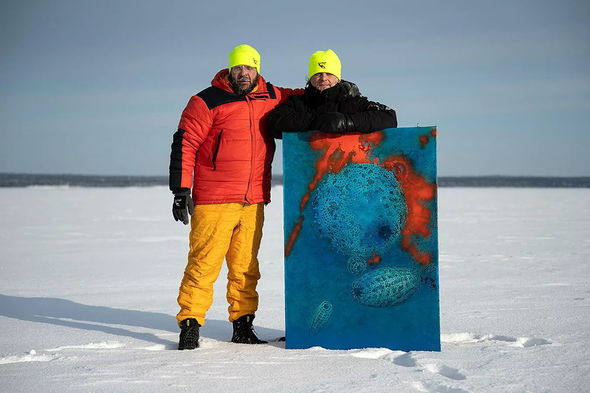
[312,163,407,258]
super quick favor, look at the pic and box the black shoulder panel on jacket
[196,86,245,110]
[266,82,276,99]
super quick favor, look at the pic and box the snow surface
[1,186,589,393]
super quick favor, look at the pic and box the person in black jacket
[267,49,397,138]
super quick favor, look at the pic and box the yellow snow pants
[176,202,264,327]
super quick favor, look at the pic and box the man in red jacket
[169,44,299,350]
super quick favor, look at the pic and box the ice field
[1,186,589,393]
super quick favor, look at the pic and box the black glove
[172,189,194,225]
[311,112,356,133]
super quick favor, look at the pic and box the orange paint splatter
[300,193,311,212]
[367,253,382,265]
[381,155,436,264]
[285,215,304,257]
[419,135,429,149]
[419,128,437,149]
[307,133,381,191]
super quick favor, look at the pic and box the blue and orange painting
[282,127,440,351]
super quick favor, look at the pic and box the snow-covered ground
[1,186,589,393]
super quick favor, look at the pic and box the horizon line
[1,172,590,179]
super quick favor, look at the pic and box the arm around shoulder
[267,96,314,139]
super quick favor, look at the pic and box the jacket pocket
[211,130,223,170]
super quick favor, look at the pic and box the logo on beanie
[318,62,326,69]
[253,58,258,65]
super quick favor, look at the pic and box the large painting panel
[282,127,440,351]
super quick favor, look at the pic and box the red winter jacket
[169,69,300,204]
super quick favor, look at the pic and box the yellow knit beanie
[308,49,341,80]
[228,44,261,73]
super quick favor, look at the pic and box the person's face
[229,65,258,95]
[310,72,339,91]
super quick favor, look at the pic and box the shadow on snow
[0,294,283,348]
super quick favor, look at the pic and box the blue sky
[1,0,589,176]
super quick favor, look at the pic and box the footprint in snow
[411,381,471,393]
[441,333,552,347]
[386,352,418,367]
[423,363,467,380]
[350,349,467,382]
[0,350,58,365]
[349,348,419,368]
[513,337,551,348]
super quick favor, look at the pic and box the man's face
[229,65,259,95]
[310,72,339,91]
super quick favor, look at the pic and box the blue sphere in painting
[312,163,407,258]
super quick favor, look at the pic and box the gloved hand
[172,189,194,225]
[311,112,356,133]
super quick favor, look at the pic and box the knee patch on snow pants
[176,202,264,327]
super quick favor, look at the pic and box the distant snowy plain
[1,186,589,393]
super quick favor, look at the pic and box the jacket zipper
[211,129,223,171]
[244,98,255,203]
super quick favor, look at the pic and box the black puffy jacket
[267,80,397,139]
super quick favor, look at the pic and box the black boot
[231,314,267,344]
[178,318,200,350]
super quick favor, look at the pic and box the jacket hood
[211,69,269,95]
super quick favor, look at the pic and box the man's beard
[229,74,259,95]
